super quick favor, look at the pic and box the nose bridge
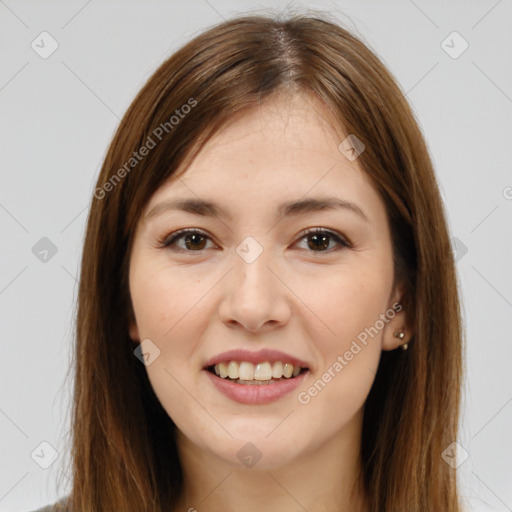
[219,236,289,332]
[235,237,273,293]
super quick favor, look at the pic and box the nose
[218,245,291,334]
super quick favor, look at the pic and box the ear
[382,283,414,351]
[129,321,140,343]
[128,308,140,343]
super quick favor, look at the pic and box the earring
[394,330,408,350]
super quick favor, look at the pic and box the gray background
[1,0,511,510]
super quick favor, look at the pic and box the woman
[33,11,464,512]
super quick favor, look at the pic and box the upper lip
[204,349,310,369]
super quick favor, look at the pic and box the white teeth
[272,361,283,378]
[218,361,228,378]
[254,362,273,380]
[282,363,293,378]
[239,361,254,380]
[210,360,305,381]
[227,361,239,379]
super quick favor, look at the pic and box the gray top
[28,497,70,512]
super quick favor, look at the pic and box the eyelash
[159,227,351,254]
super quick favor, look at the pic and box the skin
[128,91,413,512]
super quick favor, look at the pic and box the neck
[172,407,369,512]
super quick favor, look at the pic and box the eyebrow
[145,196,369,223]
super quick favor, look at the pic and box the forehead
[188,92,346,168]
[144,92,385,226]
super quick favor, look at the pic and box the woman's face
[128,92,409,469]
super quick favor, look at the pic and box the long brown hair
[57,11,464,511]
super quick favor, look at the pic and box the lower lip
[204,369,308,404]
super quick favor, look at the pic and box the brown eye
[183,232,207,250]
[161,229,214,252]
[307,232,330,251]
[297,228,350,253]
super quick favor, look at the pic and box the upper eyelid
[162,228,210,244]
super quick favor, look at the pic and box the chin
[213,440,305,471]
[202,425,311,470]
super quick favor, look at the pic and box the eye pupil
[307,233,330,251]
[185,233,207,250]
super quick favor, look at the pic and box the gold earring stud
[394,331,408,350]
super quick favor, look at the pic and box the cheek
[292,269,388,438]
[130,257,216,361]
[302,261,393,349]
[292,255,393,417]
[130,260,201,339]
[130,265,210,429]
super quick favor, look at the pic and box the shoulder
[28,496,71,512]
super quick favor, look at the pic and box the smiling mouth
[206,361,309,385]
